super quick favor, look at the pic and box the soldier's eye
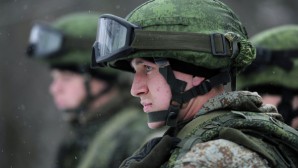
[145,65,153,73]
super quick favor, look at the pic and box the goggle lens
[96,17,129,62]
[28,24,63,57]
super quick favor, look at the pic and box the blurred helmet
[237,25,298,126]
[26,12,130,123]
[27,12,119,83]
[237,25,298,93]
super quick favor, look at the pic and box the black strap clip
[210,33,228,56]
[166,104,180,127]
[195,80,212,95]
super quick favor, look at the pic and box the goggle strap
[63,36,95,52]
[257,48,298,60]
[132,30,232,56]
[243,48,298,75]
[257,48,298,71]
[181,70,231,102]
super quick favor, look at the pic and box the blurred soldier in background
[26,12,153,168]
[91,0,298,167]
[237,25,298,129]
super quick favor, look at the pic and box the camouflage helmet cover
[49,12,98,66]
[108,0,255,72]
[237,25,298,91]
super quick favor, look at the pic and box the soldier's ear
[192,76,205,86]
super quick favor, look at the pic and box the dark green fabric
[77,104,156,168]
[56,119,103,168]
[120,135,180,168]
[56,94,154,168]
[55,95,121,168]
[219,127,277,166]
[131,30,232,55]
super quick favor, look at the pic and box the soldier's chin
[148,121,165,129]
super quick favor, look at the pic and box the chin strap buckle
[166,100,181,127]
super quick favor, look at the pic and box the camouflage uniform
[27,12,154,168]
[90,0,298,167]
[56,92,152,168]
[169,91,271,167]
[77,107,149,168]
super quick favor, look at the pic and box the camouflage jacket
[56,93,153,168]
[166,91,297,168]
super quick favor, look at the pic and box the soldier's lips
[142,103,152,112]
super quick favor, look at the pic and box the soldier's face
[130,58,195,128]
[263,94,298,128]
[130,58,170,128]
[262,94,281,106]
[49,69,86,110]
[262,94,298,109]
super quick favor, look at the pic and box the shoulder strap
[173,110,298,167]
[176,111,229,139]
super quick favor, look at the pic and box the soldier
[91,0,298,167]
[26,12,153,168]
[237,25,298,129]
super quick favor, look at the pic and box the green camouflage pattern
[56,116,104,168]
[77,107,152,168]
[237,25,298,90]
[166,91,298,167]
[57,91,154,168]
[172,139,269,168]
[37,12,120,79]
[109,0,255,71]
[197,91,274,115]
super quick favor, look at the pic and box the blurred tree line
[0,0,297,168]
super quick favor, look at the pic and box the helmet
[92,0,255,127]
[27,12,119,82]
[26,12,126,123]
[237,25,298,126]
[94,0,255,74]
[237,25,298,92]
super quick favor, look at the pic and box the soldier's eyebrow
[131,59,145,69]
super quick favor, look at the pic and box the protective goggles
[92,14,235,67]
[27,23,93,58]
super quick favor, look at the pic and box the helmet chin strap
[147,58,231,127]
[152,58,187,127]
[63,74,113,124]
[277,89,295,125]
